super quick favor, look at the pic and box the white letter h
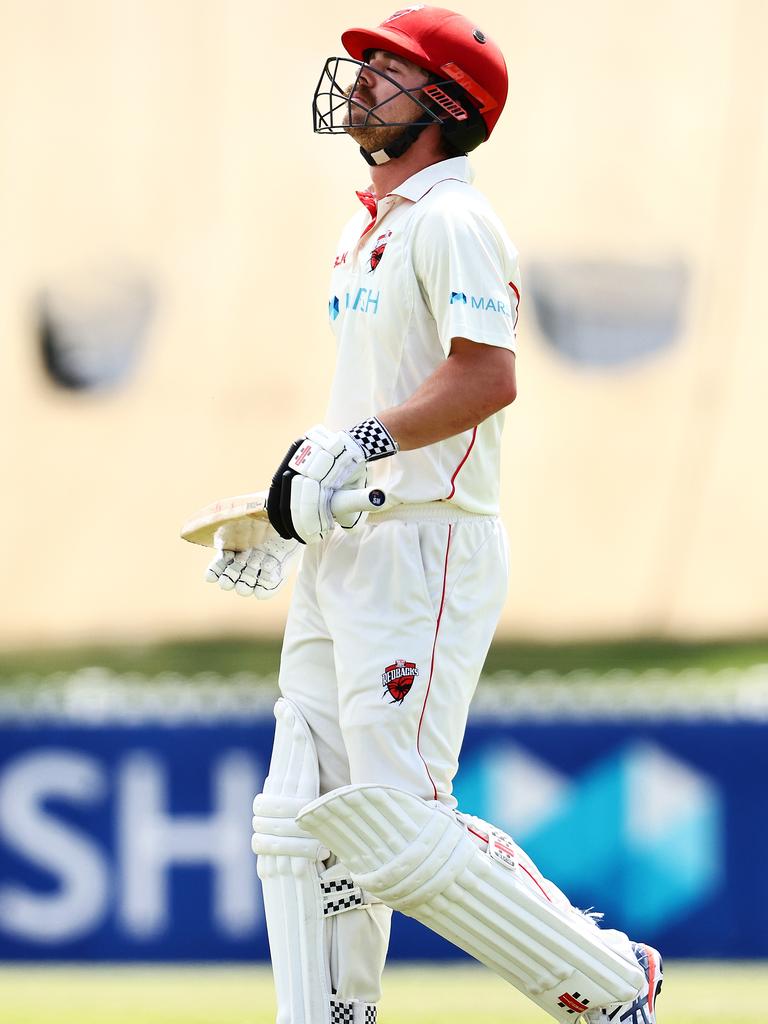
[118,750,260,939]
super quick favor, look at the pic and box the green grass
[1,635,768,682]
[0,963,765,1024]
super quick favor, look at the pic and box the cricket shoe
[583,943,663,1024]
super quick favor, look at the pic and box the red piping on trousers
[447,426,477,499]
[416,524,452,801]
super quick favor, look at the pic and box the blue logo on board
[455,740,723,932]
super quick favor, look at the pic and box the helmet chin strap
[359,120,431,167]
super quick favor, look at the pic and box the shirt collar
[387,156,473,202]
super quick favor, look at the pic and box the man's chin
[343,123,405,153]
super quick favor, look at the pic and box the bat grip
[330,487,387,518]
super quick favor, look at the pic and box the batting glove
[205,525,300,599]
[267,418,398,545]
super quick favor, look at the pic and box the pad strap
[321,876,368,917]
[330,999,377,1023]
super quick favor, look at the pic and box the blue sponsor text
[450,291,511,316]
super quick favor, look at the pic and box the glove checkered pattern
[347,416,399,463]
[330,1000,355,1023]
[365,1007,378,1023]
[321,877,366,916]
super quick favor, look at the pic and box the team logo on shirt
[369,231,392,273]
[382,659,419,704]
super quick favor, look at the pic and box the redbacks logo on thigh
[381,659,419,703]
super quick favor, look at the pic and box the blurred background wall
[1,0,766,647]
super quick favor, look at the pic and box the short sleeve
[411,198,520,356]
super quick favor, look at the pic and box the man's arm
[377,337,517,451]
[265,340,515,544]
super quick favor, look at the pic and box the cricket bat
[180,486,387,549]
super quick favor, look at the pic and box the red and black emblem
[382,659,419,704]
[557,992,591,1015]
[369,231,391,273]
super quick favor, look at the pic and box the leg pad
[298,784,643,1023]
[253,701,388,1024]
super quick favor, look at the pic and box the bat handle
[330,487,387,518]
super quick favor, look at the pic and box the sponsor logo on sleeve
[450,290,513,316]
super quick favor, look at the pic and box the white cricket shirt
[325,156,520,515]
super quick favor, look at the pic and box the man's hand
[267,419,399,545]
[205,525,299,599]
[266,426,365,544]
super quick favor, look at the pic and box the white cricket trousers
[278,505,509,804]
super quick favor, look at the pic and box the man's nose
[357,65,377,89]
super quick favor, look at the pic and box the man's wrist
[346,416,399,463]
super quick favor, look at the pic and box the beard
[344,121,411,152]
[341,83,419,153]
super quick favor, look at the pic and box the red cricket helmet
[341,5,508,148]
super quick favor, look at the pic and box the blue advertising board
[0,705,765,960]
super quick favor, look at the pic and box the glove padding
[267,425,367,545]
[205,524,299,599]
